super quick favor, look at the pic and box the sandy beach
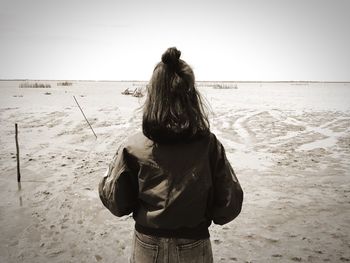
[0,81,349,262]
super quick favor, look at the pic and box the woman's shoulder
[125,131,150,144]
[120,132,154,157]
[205,132,226,157]
[119,131,220,152]
[203,131,221,147]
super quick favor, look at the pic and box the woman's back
[98,47,243,262]
[99,131,242,239]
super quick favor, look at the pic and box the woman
[99,47,243,263]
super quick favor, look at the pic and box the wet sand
[0,81,349,262]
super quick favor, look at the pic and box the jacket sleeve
[98,145,138,217]
[211,139,243,225]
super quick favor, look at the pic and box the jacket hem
[135,223,210,239]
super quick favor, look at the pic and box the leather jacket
[99,132,243,238]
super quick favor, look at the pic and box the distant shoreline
[0,79,349,84]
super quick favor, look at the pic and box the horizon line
[1,79,350,83]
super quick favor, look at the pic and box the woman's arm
[98,146,138,217]
[211,138,244,225]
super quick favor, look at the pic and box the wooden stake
[18,182,22,206]
[15,123,21,182]
[73,96,97,139]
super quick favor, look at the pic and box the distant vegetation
[212,83,238,89]
[196,82,238,89]
[57,81,73,86]
[19,82,51,88]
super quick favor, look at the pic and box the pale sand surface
[0,81,349,262]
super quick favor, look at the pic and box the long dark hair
[142,47,210,143]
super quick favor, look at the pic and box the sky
[0,0,349,81]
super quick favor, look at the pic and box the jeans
[130,230,213,263]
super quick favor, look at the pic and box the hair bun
[161,47,181,67]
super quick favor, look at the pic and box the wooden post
[18,182,22,206]
[15,123,21,182]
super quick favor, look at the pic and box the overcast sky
[0,0,349,81]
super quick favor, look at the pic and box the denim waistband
[135,222,210,239]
